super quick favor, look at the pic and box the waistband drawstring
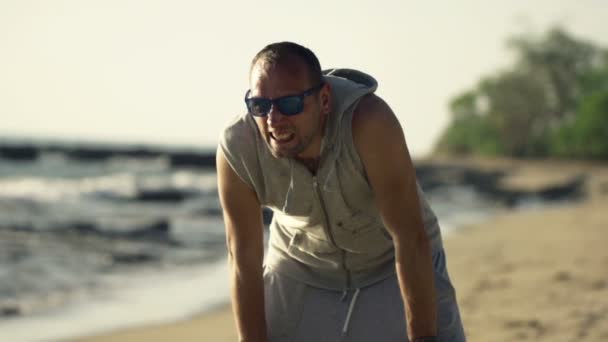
[341,288,361,335]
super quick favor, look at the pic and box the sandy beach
[76,158,608,342]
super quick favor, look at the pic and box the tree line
[434,27,608,159]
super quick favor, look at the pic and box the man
[217,42,465,342]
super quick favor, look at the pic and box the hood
[323,68,378,88]
[319,68,378,157]
[323,68,378,117]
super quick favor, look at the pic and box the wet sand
[77,158,608,342]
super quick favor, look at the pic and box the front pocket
[332,213,393,254]
[287,230,341,269]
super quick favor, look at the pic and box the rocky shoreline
[1,142,590,207]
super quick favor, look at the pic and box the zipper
[312,176,351,290]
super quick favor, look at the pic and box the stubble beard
[268,106,325,159]
[269,131,309,159]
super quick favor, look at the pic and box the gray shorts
[264,248,466,342]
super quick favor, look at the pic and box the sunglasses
[244,83,324,117]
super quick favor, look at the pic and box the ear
[320,82,332,115]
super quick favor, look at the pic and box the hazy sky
[1,0,607,156]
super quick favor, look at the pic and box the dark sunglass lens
[247,99,271,116]
[276,96,303,116]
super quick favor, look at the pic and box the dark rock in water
[121,148,161,159]
[0,304,21,317]
[64,147,115,160]
[124,220,171,241]
[66,222,99,235]
[200,207,223,216]
[536,175,586,201]
[0,145,39,161]
[415,163,518,206]
[1,141,218,166]
[62,219,180,245]
[414,162,587,207]
[135,189,196,202]
[112,252,157,264]
[169,152,216,169]
[415,164,507,193]
[63,146,163,161]
[7,249,29,263]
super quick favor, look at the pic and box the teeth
[272,132,292,141]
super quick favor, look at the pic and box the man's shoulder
[218,113,262,193]
[220,113,257,145]
[352,94,400,143]
[222,114,253,138]
[219,113,260,168]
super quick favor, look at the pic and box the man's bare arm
[352,95,437,340]
[216,148,267,342]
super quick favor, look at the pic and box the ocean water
[0,144,498,342]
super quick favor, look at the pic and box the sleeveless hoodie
[219,68,443,291]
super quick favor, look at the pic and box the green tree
[508,28,601,122]
[477,70,550,157]
[434,27,608,160]
[552,90,608,159]
[435,91,502,156]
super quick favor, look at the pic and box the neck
[295,130,324,173]
[295,110,328,173]
[296,156,320,174]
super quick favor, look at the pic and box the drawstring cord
[322,143,341,193]
[341,288,361,335]
[281,159,295,212]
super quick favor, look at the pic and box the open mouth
[270,132,295,144]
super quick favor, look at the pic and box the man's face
[249,59,329,160]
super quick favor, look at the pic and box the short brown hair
[250,41,323,86]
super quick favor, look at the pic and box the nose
[266,104,286,127]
